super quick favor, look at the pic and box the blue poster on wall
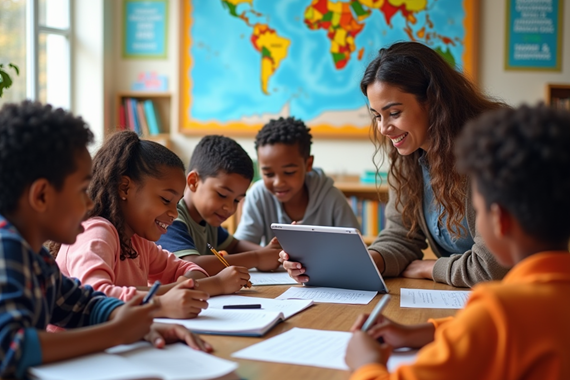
[505,0,563,70]
[123,0,168,58]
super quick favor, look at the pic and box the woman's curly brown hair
[361,42,508,238]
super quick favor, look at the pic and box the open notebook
[28,342,238,380]
[155,296,313,337]
[155,308,285,337]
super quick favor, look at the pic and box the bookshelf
[545,84,570,110]
[333,179,389,245]
[333,177,437,259]
[114,92,172,148]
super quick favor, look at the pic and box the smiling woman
[283,42,511,288]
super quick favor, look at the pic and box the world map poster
[180,0,477,137]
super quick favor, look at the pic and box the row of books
[348,196,387,237]
[551,97,570,111]
[118,98,163,136]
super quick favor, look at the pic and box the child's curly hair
[456,104,570,243]
[255,117,312,159]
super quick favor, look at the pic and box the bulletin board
[505,0,563,71]
[123,0,168,59]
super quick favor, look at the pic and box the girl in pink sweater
[55,131,251,319]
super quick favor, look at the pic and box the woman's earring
[121,197,126,201]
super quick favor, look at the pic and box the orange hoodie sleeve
[350,291,506,380]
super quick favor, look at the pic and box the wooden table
[203,278,459,380]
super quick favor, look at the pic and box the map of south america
[222,0,291,94]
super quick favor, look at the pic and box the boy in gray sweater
[235,117,360,245]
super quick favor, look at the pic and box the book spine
[367,200,378,237]
[118,103,126,130]
[361,200,367,236]
[144,100,161,135]
[136,101,151,136]
[125,98,135,132]
[379,202,386,232]
[130,99,141,135]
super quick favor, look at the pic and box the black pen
[222,304,262,309]
[142,281,161,304]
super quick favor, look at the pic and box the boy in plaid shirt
[0,101,210,379]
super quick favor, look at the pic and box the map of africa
[185,0,469,136]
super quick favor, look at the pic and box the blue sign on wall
[124,0,168,58]
[505,0,563,70]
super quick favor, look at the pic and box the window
[0,0,71,109]
[37,0,70,109]
[0,0,27,107]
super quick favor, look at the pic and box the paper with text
[248,270,298,285]
[29,342,238,380]
[275,286,377,304]
[207,295,312,319]
[400,288,471,309]
[232,327,418,372]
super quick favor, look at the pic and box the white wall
[479,1,570,106]
[78,0,570,175]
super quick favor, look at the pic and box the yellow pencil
[207,243,251,288]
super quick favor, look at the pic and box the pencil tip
[207,243,213,249]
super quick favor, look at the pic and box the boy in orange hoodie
[345,104,570,380]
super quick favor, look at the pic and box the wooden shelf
[113,92,172,148]
[545,83,570,110]
[335,181,389,202]
[332,178,389,240]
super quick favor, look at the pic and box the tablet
[271,224,388,293]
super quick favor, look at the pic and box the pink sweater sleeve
[147,242,209,284]
[57,219,139,301]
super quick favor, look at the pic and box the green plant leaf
[8,63,20,76]
[0,70,13,89]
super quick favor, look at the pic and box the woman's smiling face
[366,81,431,155]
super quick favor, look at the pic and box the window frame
[26,0,72,108]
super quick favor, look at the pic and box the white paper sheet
[155,308,283,335]
[232,327,418,372]
[207,295,313,319]
[275,286,377,304]
[248,270,298,286]
[400,288,471,309]
[29,342,238,380]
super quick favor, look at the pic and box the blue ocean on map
[189,0,465,122]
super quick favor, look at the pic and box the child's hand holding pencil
[208,243,252,289]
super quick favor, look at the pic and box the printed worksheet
[232,327,418,372]
[248,270,298,286]
[275,286,377,304]
[400,288,472,309]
